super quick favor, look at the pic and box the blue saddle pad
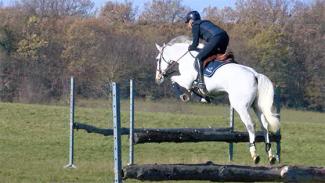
[203,60,231,77]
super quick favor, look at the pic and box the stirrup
[191,88,210,103]
[197,82,206,88]
[192,79,208,97]
[194,82,208,96]
[198,88,208,96]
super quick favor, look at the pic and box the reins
[158,46,195,78]
[163,51,189,76]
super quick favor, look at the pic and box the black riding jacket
[189,20,226,51]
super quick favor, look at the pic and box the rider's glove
[188,45,197,51]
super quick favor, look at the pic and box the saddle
[203,51,235,68]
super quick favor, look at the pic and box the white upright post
[229,106,234,161]
[65,76,76,168]
[275,85,281,163]
[113,83,122,183]
[129,80,134,165]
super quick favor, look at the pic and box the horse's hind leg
[234,106,260,164]
[253,104,276,164]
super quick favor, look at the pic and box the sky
[0,0,236,14]
[1,0,314,13]
[93,0,237,13]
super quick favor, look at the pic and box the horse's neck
[170,43,189,55]
[169,44,198,81]
[170,43,197,63]
[168,44,199,89]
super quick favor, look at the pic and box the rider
[185,10,229,96]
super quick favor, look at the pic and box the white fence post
[129,80,135,165]
[65,76,76,168]
[229,106,234,161]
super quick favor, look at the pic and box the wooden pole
[73,125,280,144]
[123,163,325,182]
[74,125,231,137]
[133,129,281,144]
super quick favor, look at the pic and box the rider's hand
[188,45,197,51]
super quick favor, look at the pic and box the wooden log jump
[65,78,286,182]
[74,122,230,136]
[73,123,281,144]
[123,163,325,182]
[134,128,281,144]
[74,122,231,137]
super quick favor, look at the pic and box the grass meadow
[0,99,324,182]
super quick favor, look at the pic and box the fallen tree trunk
[281,166,325,182]
[74,123,233,139]
[134,129,281,144]
[73,124,280,144]
[123,163,325,182]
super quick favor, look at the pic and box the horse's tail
[256,73,280,133]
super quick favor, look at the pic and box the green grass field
[0,100,324,183]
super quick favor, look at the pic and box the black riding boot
[195,59,208,96]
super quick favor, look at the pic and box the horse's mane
[167,35,192,46]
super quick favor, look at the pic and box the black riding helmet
[185,11,201,23]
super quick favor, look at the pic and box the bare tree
[17,0,94,17]
[202,6,237,24]
[283,0,325,110]
[234,0,291,26]
[99,0,136,24]
[139,0,189,23]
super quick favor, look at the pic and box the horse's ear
[155,43,162,52]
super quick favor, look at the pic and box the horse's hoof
[253,155,260,164]
[180,93,190,102]
[269,156,276,165]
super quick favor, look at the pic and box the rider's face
[187,20,193,29]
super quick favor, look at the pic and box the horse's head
[155,43,172,85]
[155,42,193,85]
[155,36,197,85]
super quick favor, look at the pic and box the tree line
[0,0,324,111]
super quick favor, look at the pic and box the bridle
[157,45,191,78]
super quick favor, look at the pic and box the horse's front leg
[171,75,193,90]
[171,75,208,103]
[171,81,191,102]
[170,75,192,102]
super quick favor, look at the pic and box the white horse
[155,36,280,164]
